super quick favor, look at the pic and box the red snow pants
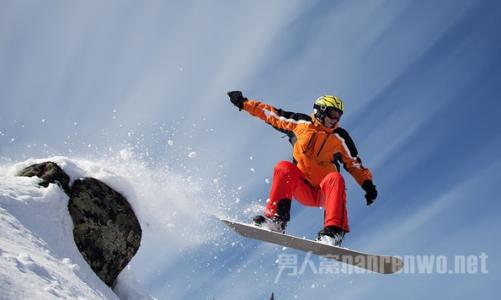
[264,161,350,232]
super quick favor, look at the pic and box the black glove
[227,91,247,110]
[362,180,378,206]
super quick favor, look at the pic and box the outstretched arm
[228,91,308,133]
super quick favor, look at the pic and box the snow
[0,172,117,299]
[119,147,134,161]
[114,266,152,300]
[0,158,155,300]
[0,154,237,299]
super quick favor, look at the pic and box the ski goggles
[323,107,342,120]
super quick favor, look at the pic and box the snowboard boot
[253,199,291,233]
[253,215,287,233]
[317,226,345,246]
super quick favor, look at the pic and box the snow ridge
[0,158,154,300]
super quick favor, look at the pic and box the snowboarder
[227,91,378,246]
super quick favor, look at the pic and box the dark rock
[17,161,70,193]
[68,177,142,287]
[17,161,142,287]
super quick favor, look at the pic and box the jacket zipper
[316,135,328,157]
[303,133,317,154]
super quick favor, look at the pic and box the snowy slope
[0,153,265,300]
[0,157,153,300]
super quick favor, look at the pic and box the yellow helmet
[313,95,344,113]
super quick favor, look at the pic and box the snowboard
[220,218,403,274]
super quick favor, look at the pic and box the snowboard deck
[221,218,403,274]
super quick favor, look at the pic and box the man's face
[323,109,342,128]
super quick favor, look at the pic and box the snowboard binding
[253,215,287,234]
[317,226,345,246]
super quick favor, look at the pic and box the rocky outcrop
[68,177,142,286]
[17,161,142,287]
[17,161,70,193]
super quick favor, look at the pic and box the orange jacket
[242,99,373,188]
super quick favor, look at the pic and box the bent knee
[274,161,296,172]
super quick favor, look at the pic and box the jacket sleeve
[334,128,373,186]
[242,99,310,132]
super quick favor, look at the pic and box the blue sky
[1,0,500,299]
